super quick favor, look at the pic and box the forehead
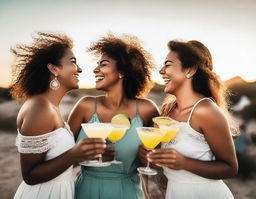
[63,48,74,58]
[165,51,179,61]
[99,53,112,60]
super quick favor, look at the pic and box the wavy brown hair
[10,32,73,101]
[161,40,238,135]
[88,33,155,99]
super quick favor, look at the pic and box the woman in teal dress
[68,33,159,199]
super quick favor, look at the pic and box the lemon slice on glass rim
[111,113,131,128]
[152,116,176,126]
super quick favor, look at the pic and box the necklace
[174,103,194,112]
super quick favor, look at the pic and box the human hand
[148,148,187,170]
[69,138,106,164]
[102,146,115,162]
[138,144,152,166]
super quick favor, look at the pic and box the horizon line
[0,76,255,89]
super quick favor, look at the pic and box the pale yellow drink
[160,125,179,142]
[152,116,180,143]
[81,123,113,138]
[108,125,128,142]
[137,127,163,149]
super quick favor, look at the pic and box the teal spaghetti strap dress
[75,99,144,199]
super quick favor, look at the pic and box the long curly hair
[88,33,155,99]
[10,32,73,101]
[161,40,238,135]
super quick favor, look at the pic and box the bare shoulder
[73,96,96,111]
[68,96,99,123]
[194,99,225,120]
[137,98,160,126]
[138,98,159,114]
[192,99,228,131]
[18,98,57,136]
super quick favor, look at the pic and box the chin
[71,83,79,90]
[95,84,106,91]
[164,86,170,93]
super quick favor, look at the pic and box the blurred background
[0,0,255,198]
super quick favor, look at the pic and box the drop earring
[119,73,123,79]
[50,75,60,90]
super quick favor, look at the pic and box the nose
[77,65,82,73]
[93,65,100,74]
[159,66,165,75]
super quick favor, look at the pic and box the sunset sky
[0,0,255,88]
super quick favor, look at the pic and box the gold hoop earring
[50,75,60,90]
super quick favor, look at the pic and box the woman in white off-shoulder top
[10,32,107,199]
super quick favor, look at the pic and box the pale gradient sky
[0,0,255,88]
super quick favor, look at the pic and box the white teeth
[96,76,104,81]
[163,78,170,83]
[73,74,79,79]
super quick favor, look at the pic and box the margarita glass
[153,116,180,143]
[80,122,113,167]
[136,127,163,175]
[108,124,129,164]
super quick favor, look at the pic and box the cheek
[165,68,174,76]
[63,66,76,75]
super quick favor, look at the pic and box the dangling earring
[119,73,123,79]
[186,74,191,79]
[50,75,60,90]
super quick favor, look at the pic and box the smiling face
[159,51,189,94]
[93,53,121,91]
[57,48,82,90]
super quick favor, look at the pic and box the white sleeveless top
[14,122,75,199]
[162,98,234,199]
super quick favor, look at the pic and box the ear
[118,73,124,79]
[47,63,59,76]
[186,66,198,79]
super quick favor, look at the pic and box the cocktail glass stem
[145,160,151,171]
[113,142,117,161]
[111,142,122,164]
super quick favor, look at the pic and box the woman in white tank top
[145,40,238,199]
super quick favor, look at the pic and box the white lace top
[16,122,75,160]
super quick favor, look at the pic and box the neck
[174,82,204,111]
[45,87,68,107]
[104,88,128,110]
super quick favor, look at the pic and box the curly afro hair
[88,33,155,99]
[10,32,73,101]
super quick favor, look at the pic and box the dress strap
[135,100,139,116]
[187,98,212,124]
[94,97,97,114]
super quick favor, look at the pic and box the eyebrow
[97,59,110,64]
[164,60,174,65]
